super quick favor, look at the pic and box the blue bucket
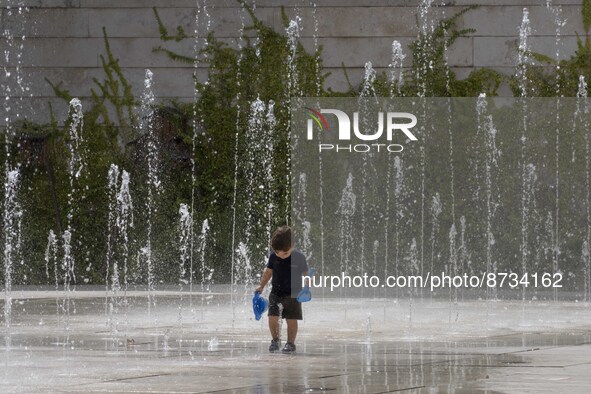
[296,268,315,303]
[252,291,268,321]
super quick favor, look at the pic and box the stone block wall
[0,0,585,124]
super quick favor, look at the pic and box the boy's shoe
[281,342,296,353]
[269,338,281,352]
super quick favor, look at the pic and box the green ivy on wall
[3,2,590,287]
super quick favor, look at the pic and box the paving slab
[1,289,591,392]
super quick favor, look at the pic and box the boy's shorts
[268,293,303,320]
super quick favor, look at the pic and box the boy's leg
[268,315,280,340]
[268,293,281,340]
[282,297,302,345]
[286,319,298,344]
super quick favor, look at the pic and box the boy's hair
[271,226,292,252]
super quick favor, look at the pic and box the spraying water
[577,76,590,302]
[105,164,120,337]
[310,1,325,299]
[230,2,248,327]
[522,164,538,302]
[429,193,442,277]
[105,165,134,345]
[286,18,302,100]
[178,203,192,326]
[178,204,192,288]
[416,0,436,97]
[415,0,436,282]
[311,1,321,97]
[337,173,356,275]
[264,101,276,244]
[139,69,159,313]
[385,156,404,301]
[1,1,29,133]
[408,238,419,329]
[295,173,312,258]
[393,157,404,280]
[358,61,378,277]
[237,97,276,297]
[476,94,500,299]
[3,169,22,350]
[448,224,458,323]
[517,9,533,303]
[1,1,28,353]
[44,230,59,318]
[236,98,272,293]
[583,241,590,303]
[458,215,470,301]
[61,98,85,329]
[191,0,212,314]
[285,16,302,224]
[44,230,58,287]
[389,41,406,97]
[117,171,133,299]
[517,8,532,98]
[198,218,212,321]
[372,240,379,278]
[544,2,566,302]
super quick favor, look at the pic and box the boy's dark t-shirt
[266,249,309,298]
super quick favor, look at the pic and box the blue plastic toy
[296,268,315,303]
[252,291,268,321]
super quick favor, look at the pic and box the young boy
[255,225,309,353]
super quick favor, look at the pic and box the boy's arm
[255,268,272,293]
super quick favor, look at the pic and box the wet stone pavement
[1,289,591,393]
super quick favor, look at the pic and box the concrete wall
[0,0,586,124]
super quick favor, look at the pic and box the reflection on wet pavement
[1,289,591,393]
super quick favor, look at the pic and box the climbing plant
[3,2,590,286]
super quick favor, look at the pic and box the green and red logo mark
[305,107,330,131]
